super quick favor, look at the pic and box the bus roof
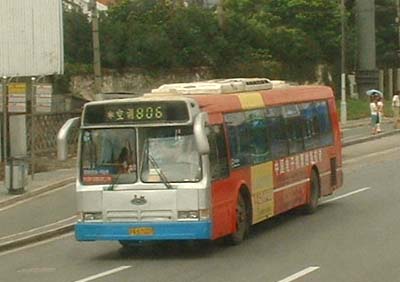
[84,80,334,120]
[189,85,334,114]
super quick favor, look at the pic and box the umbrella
[366,89,383,97]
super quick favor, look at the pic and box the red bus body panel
[191,86,343,240]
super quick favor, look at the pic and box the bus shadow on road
[116,240,218,259]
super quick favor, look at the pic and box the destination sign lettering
[83,101,189,125]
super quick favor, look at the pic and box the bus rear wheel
[225,192,250,245]
[302,170,320,214]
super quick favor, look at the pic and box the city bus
[57,78,342,246]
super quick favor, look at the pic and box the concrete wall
[70,68,213,101]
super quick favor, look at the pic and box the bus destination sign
[83,101,190,125]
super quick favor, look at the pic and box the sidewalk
[0,117,399,252]
[0,168,76,209]
[341,117,400,146]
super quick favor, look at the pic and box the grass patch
[336,99,393,120]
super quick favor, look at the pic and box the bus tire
[302,170,320,214]
[225,191,250,245]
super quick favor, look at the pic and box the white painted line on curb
[73,266,132,282]
[0,216,76,241]
[0,183,74,212]
[277,266,320,282]
[321,187,371,204]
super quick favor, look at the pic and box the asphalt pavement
[0,117,399,251]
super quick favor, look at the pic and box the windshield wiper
[147,153,173,190]
[106,167,122,191]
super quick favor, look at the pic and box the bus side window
[315,101,333,146]
[284,105,304,155]
[301,102,318,150]
[225,112,251,168]
[267,106,288,159]
[207,125,229,180]
[246,110,271,164]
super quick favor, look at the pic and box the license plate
[129,227,154,236]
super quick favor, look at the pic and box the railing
[26,111,81,155]
[0,111,81,180]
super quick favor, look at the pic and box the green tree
[375,0,398,68]
[63,4,92,64]
[224,0,342,82]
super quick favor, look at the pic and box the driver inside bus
[118,146,136,173]
[98,130,136,174]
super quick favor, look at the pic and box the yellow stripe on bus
[237,92,264,110]
[251,162,274,223]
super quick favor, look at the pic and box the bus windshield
[80,128,137,185]
[140,126,202,183]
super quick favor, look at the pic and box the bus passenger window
[301,102,319,150]
[207,125,229,180]
[267,107,288,159]
[246,110,271,164]
[225,112,252,168]
[315,101,333,146]
[283,105,304,155]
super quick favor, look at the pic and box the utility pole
[340,0,347,124]
[89,0,102,94]
[217,0,225,30]
[397,0,400,56]
[355,0,378,99]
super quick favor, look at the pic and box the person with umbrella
[366,90,383,134]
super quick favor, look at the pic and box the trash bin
[5,158,27,194]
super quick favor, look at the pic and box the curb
[0,223,74,253]
[342,128,400,147]
[0,177,75,209]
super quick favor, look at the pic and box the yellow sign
[251,162,274,223]
[8,83,27,113]
[8,83,26,94]
[237,92,264,110]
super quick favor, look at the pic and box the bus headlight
[178,209,210,220]
[178,210,199,220]
[80,212,103,221]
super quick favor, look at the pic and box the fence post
[31,77,36,180]
[379,69,384,94]
[388,68,394,100]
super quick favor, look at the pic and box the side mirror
[57,117,80,160]
[194,112,209,155]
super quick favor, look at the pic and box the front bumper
[75,221,212,241]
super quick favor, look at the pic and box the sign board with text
[35,84,53,113]
[8,83,27,113]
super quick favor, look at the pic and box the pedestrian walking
[392,91,400,128]
[370,95,379,135]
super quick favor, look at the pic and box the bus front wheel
[225,192,250,245]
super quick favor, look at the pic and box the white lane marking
[277,266,320,282]
[73,266,132,282]
[321,187,371,204]
[343,147,400,165]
